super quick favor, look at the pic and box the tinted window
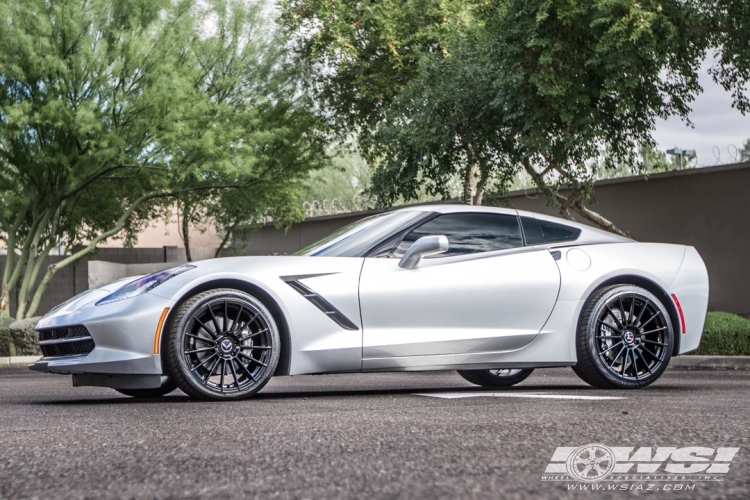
[521,217,581,245]
[393,213,523,258]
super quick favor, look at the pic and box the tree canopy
[0,0,329,318]
[280,0,750,234]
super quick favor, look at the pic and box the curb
[670,355,750,370]
[0,355,42,366]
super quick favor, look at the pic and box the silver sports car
[30,205,708,400]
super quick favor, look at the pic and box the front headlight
[95,264,196,306]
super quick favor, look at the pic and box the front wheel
[572,285,674,389]
[457,368,534,387]
[164,289,281,401]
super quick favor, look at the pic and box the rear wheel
[457,368,534,387]
[115,376,177,398]
[164,289,280,401]
[572,285,673,389]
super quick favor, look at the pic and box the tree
[169,1,331,260]
[0,0,327,318]
[740,139,750,162]
[280,0,750,235]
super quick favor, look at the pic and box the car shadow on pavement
[28,382,690,405]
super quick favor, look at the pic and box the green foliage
[0,0,329,314]
[694,312,750,356]
[281,0,750,231]
[8,317,41,356]
[0,316,15,356]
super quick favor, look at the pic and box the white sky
[653,60,750,166]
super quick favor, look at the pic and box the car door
[358,212,561,364]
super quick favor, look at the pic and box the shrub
[693,312,750,356]
[8,317,42,356]
[0,316,17,356]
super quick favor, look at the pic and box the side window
[521,216,581,245]
[392,213,523,258]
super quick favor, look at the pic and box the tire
[457,368,534,387]
[572,285,673,389]
[164,288,281,401]
[115,376,178,398]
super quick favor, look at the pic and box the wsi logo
[542,444,739,482]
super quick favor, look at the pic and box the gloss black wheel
[457,368,534,387]
[573,285,673,389]
[164,289,280,400]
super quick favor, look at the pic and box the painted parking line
[413,392,625,400]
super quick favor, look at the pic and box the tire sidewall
[168,289,280,400]
[585,286,673,388]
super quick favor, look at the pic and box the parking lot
[0,366,748,499]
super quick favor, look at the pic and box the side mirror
[398,235,449,269]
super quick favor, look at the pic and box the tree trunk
[520,160,630,238]
[215,219,240,258]
[463,144,481,205]
[180,202,193,262]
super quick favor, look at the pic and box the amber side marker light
[154,307,170,354]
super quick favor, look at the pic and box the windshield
[293,210,427,257]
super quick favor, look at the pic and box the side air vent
[280,275,359,331]
[37,325,95,358]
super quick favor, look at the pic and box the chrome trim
[38,335,94,346]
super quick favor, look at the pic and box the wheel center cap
[219,338,235,354]
[623,331,635,344]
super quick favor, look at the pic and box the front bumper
[29,292,175,376]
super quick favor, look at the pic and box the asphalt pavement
[0,366,748,499]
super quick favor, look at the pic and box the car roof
[394,204,633,244]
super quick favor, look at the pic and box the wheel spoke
[618,297,627,325]
[597,320,621,333]
[609,345,626,368]
[628,294,635,325]
[233,304,244,334]
[639,346,661,361]
[240,345,271,350]
[642,339,667,347]
[641,326,667,335]
[239,352,268,367]
[238,329,269,342]
[604,305,624,329]
[229,359,240,389]
[632,350,639,380]
[185,346,215,355]
[190,352,218,372]
[193,317,216,339]
[635,299,649,323]
[202,356,220,385]
[597,334,621,340]
[237,359,258,382]
[186,333,216,344]
[640,310,662,329]
[600,341,623,356]
[636,349,653,374]
[220,360,226,393]
[208,305,223,337]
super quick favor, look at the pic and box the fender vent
[280,275,359,331]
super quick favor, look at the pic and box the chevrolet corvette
[30,205,709,400]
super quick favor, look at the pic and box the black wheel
[115,376,178,398]
[573,285,673,389]
[457,368,534,387]
[164,289,280,401]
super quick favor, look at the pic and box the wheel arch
[159,279,292,376]
[591,275,681,356]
